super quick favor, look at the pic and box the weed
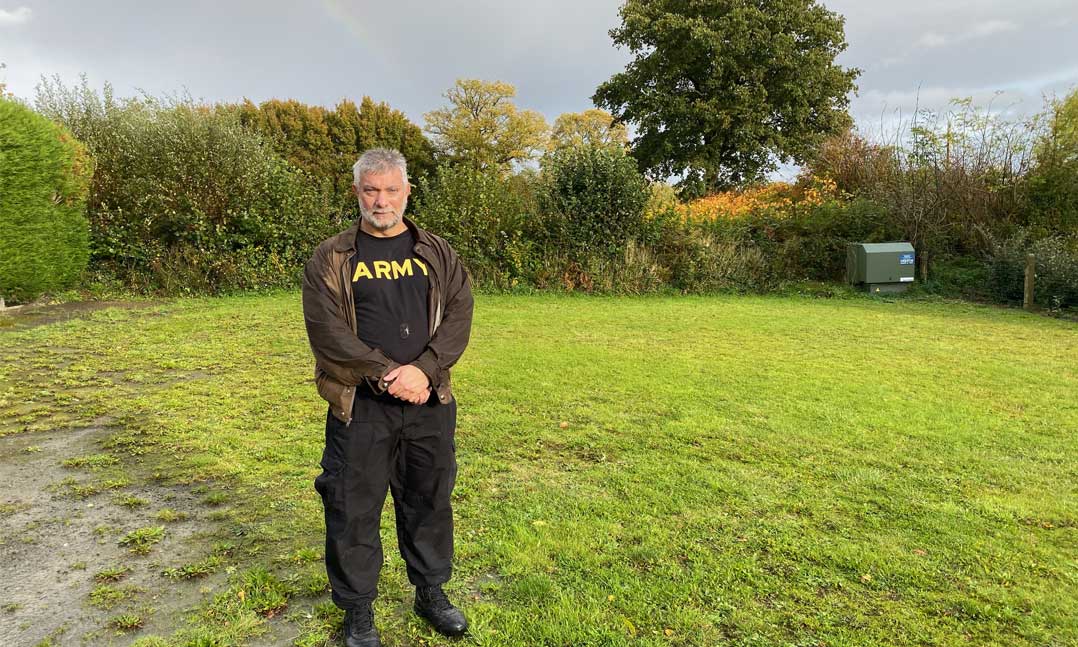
[202,491,228,506]
[162,554,223,580]
[69,561,87,570]
[277,547,321,565]
[114,494,149,508]
[119,526,165,555]
[290,567,330,597]
[3,602,21,612]
[94,565,131,583]
[88,585,136,610]
[61,453,119,470]
[155,508,188,522]
[107,613,144,632]
[70,483,100,498]
[292,601,342,647]
[0,501,30,515]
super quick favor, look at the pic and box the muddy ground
[0,303,314,646]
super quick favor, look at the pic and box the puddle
[0,301,158,332]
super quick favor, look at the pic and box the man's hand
[383,364,431,404]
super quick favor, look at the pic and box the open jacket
[302,216,474,424]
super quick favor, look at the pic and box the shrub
[985,229,1078,310]
[412,164,536,290]
[0,97,93,303]
[1026,90,1078,238]
[537,143,650,259]
[34,78,335,294]
[641,208,783,293]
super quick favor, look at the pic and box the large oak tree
[594,0,859,194]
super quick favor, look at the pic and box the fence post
[1024,253,1035,311]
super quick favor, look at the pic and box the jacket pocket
[315,366,354,424]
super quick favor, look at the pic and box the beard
[359,199,407,232]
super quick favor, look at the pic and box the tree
[593,0,859,195]
[424,79,548,172]
[1028,89,1078,236]
[549,109,629,151]
[353,97,436,181]
[0,97,93,303]
[233,96,435,220]
[0,62,11,98]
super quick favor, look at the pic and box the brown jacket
[301,216,473,424]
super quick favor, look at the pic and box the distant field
[0,293,1075,647]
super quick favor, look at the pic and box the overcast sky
[2,0,1076,137]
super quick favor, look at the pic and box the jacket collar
[330,215,431,254]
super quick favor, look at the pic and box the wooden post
[1024,253,1035,311]
[919,251,928,283]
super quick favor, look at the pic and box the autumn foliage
[679,177,839,221]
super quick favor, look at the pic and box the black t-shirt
[351,228,431,365]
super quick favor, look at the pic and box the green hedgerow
[0,97,93,303]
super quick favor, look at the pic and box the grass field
[1,292,1075,646]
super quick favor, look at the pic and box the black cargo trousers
[314,385,458,610]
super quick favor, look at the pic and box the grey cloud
[0,0,1075,142]
[0,6,31,25]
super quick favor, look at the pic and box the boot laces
[346,604,374,633]
[420,586,452,611]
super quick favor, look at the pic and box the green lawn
[1,293,1075,646]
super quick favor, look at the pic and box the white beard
[359,199,407,232]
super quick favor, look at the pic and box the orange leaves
[679,177,838,222]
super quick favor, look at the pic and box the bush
[35,79,335,293]
[0,97,93,303]
[537,144,650,259]
[642,208,783,292]
[985,229,1078,310]
[412,164,536,289]
[689,197,896,284]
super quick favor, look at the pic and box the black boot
[414,585,468,637]
[342,603,381,647]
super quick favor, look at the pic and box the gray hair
[352,148,409,186]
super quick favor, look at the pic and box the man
[302,148,473,647]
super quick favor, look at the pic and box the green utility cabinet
[847,242,916,293]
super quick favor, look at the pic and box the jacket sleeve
[302,246,397,388]
[411,246,474,384]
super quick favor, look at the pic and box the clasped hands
[383,364,431,404]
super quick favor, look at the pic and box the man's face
[354,168,410,232]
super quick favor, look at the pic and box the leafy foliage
[537,143,650,259]
[594,0,859,194]
[0,97,93,303]
[34,77,335,293]
[412,164,535,289]
[231,96,435,220]
[1027,89,1078,237]
[549,109,628,151]
[424,79,549,172]
[985,229,1078,310]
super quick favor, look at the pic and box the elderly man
[302,148,473,647]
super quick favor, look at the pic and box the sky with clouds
[2,0,1076,138]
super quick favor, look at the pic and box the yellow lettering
[391,259,413,278]
[373,261,392,279]
[352,261,373,281]
[413,258,429,276]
